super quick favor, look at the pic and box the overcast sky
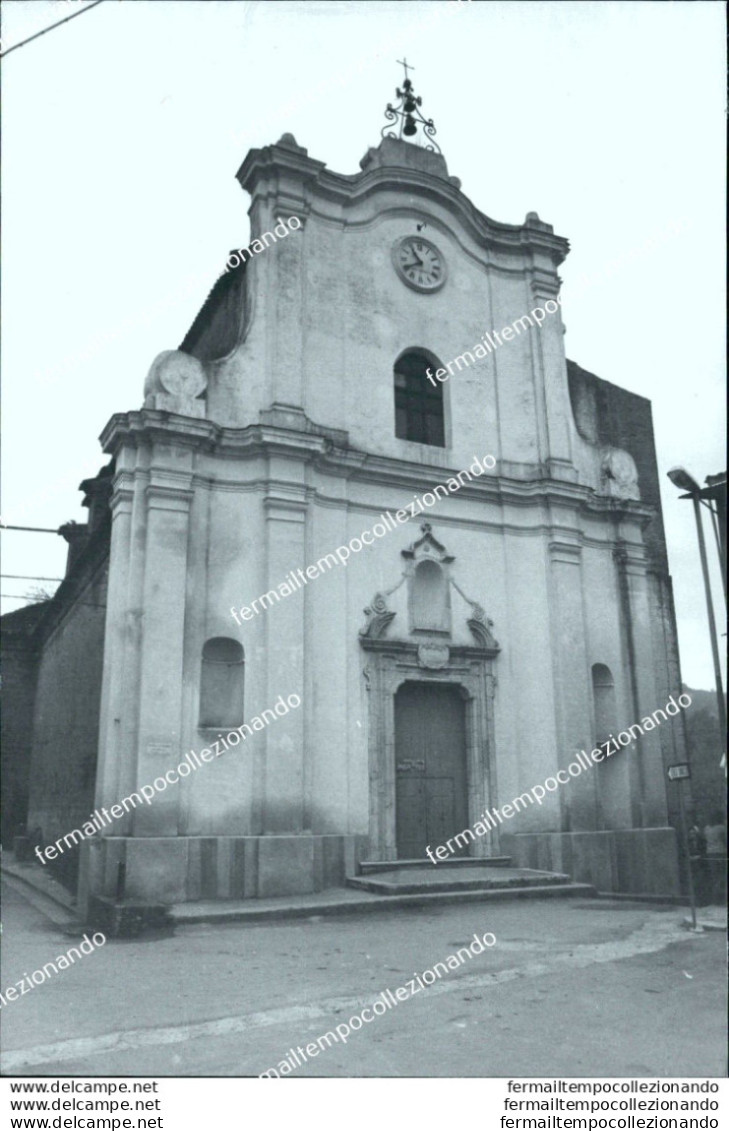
[1,0,725,690]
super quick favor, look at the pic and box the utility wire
[1,594,51,601]
[0,0,105,58]
[1,594,107,609]
[2,574,63,582]
[0,524,63,534]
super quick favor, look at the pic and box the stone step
[347,865,572,896]
[168,882,597,927]
[358,856,512,874]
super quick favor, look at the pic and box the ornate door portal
[394,682,468,859]
[359,525,500,860]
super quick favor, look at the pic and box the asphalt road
[1,878,726,1077]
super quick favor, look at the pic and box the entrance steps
[358,856,513,874]
[348,858,585,897]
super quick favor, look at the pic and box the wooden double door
[394,682,469,859]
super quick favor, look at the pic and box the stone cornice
[344,452,655,526]
[101,410,355,464]
[145,483,194,512]
[613,542,651,574]
[100,411,656,528]
[237,139,327,194]
[236,139,569,268]
[100,411,217,456]
[549,540,582,565]
[359,637,500,662]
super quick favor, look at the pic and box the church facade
[12,116,688,913]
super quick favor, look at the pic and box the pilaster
[547,537,599,830]
[528,259,576,479]
[260,454,307,833]
[614,537,670,827]
[133,459,195,836]
[93,456,140,830]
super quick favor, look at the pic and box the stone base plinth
[499,827,681,897]
[87,896,172,938]
[78,834,368,917]
[13,836,34,863]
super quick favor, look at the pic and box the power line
[0,0,105,58]
[1,595,106,609]
[1,594,52,601]
[0,524,63,534]
[2,575,63,583]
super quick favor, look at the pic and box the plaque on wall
[417,643,449,669]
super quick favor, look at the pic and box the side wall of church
[569,362,689,826]
[0,606,45,847]
[26,562,108,886]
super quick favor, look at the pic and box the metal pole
[705,500,727,603]
[677,778,697,930]
[692,494,727,740]
[706,479,727,587]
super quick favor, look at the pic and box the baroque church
[3,76,689,919]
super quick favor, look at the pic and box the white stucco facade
[81,134,684,911]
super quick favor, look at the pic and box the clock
[392,236,446,293]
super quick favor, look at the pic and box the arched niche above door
[358,523,499,652]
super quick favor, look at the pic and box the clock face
[393,236,446,292]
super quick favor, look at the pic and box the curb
[170,882,597,926]
[682,915,727,933]
[593,891,688,906]
[1,871,79,932]
[1,859,77,916]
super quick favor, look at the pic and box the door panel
[394,683,468,859]
[425,777,457,850]
[394,776,425,860]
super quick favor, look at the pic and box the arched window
[394,350,445,447]
[199,637,244,728]
[592,663,617,748]
[411,559,450,632]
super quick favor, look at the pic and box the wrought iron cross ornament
[381,58,441,154]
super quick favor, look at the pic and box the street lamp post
[667,466,726,920]
[667,467,727,742]
[702,472,727,602]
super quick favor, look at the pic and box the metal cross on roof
[381,59,441,154]
[397,57,415,81]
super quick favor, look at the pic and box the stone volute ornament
[143,350,208,418]
[601,446,640,500]
[466,602,498,649]
[360,592,397,639]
